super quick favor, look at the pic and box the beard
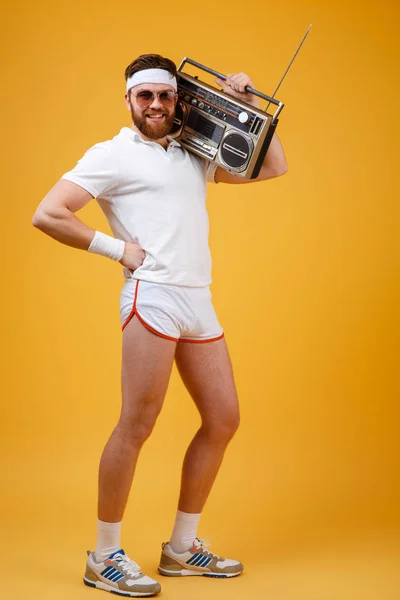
[131,107,175,140]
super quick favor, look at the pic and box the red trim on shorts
[121,280,179,342]
[179,333,225,344]
[121,279,140,331]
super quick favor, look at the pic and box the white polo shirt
[62,127,216,287]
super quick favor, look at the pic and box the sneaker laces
[193,538,221,560]
[113,553,141,576]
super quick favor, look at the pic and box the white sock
[169,510,201,553]
[94,520,122,562]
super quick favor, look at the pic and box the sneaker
[158,538,244,578]
[84,549,161,597]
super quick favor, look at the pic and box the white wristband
[88,231,125,262]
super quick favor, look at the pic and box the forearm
[32,205,95,250]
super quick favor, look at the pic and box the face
[125,83,177,141]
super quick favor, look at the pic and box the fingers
[134,244,146,262]
[224,72,254,93]
[214,77,231,93]
[126,242,146,263]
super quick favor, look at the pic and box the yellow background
[1,0,399,598]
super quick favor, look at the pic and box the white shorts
[120,278,224,343]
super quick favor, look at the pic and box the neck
[131,124,169,149]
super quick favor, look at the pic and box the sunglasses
[130,89,178,108]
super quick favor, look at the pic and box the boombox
[170,27,311,179]
[170,59,283,180]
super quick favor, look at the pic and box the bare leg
[174,338,240,514]
[98,317,177,522]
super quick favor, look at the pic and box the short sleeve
[61,143,118,198]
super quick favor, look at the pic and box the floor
[5,521,400,600]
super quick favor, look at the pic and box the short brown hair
[124,54,177,81]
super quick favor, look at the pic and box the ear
[124,93,131,112]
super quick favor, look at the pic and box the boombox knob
[238,111,249,124]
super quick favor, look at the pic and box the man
[32,53,287,597]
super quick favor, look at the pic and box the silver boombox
[170,27,311,179]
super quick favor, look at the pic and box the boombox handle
[177,57,284,123]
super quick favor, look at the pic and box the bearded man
[32,53,287,597]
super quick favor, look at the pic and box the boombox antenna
[266,24,312,112]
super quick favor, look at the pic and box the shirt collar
[120,126,181,148]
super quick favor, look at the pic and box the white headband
[126,68,177,93]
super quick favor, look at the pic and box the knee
[204,410,240,443]
[117,415,157,447]
[224,412,241,440]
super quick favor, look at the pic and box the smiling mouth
[146,113,167,122]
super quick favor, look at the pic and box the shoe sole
[83,577,160,597]
[158,566,242,578]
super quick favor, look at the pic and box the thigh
[174,338,239,425]
[121,316,177,424]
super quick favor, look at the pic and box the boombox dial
[238,111,249,124]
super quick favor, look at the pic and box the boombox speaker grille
[220,133,251,169]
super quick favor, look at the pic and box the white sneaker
[158,538,244,578]
[84,548,161,597]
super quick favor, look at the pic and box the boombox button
[238,111,250,124]
[191,98,198,105]
[184,95,191,102]
[188,136,204,147]
[198,102,204,109]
